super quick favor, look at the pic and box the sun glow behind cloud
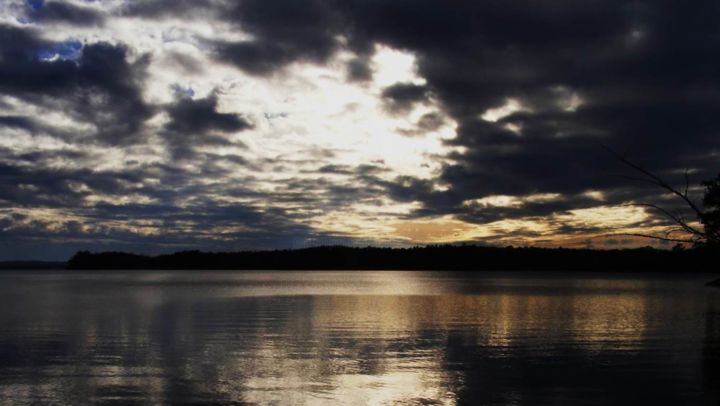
[2,0,714,258]
[0,11,464,249]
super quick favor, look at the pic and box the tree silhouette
[617,155,719,247]
[701,174,720,246]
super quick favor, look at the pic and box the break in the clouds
[1,0,718,259]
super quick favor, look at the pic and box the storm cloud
[25,1,106,26]
[1,0,718,259]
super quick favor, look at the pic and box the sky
[1,0,719,260]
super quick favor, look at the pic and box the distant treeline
[0,261,67,270]
[67,245,719,272]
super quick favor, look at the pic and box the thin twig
[627,203,705,237]
[602,232,696,244]
[618,156,704,219]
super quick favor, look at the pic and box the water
[0,271,718,405]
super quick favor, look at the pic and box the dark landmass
[67,245,719,272]
[0,261,67,270]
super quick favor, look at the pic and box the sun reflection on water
[0,271,717,404]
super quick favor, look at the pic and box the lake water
[0,271,718,405]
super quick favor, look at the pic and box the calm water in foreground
[0,271,718,405]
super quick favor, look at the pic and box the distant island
[61,245,719,272]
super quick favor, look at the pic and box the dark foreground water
[0,271,718,405]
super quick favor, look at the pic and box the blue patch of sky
[15,0,41,24]
[172,84,195,99]
[36,40,83,62]
[27,0,44,12]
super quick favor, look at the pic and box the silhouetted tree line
[67,244,719,272]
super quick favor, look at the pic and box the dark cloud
[0,200,348,261]
[121,0,215,18]
[0,154,354,260]
[166,94,252,134]
[4,1,720,257]
[397,112,446,136]
[0,145,158,203]
[26,1,106,26]
[0,114,80,141]
[316,164,356,175]
[165,51,205,74]
[0,25,154,144]
[0,116,37,131]
[416,112,445,131]
[381,83,430,114]
[72,43,155,143]
[0,24,68,94]
[163,93,253,158]
[211,0,344,75]
[346,57,372,82]
[318,0,719,225]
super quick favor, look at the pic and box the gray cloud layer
[1,0,719,259]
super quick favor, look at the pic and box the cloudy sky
[1,0,718,260]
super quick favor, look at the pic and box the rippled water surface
[0,271,719,405]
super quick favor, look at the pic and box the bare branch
[602,144,717,247]
[602,144,704,218]
[618,156,704,219]
[628,202,706,238]
[601,232,697,244]
[609,174,663,186]
[663,227,687,238]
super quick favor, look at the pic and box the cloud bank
[1,0,718,259]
